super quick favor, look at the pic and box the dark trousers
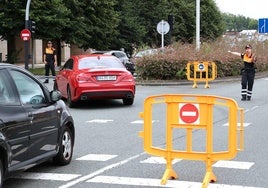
[45,61,56,81]
[241,69,255,99]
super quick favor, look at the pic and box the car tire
[53,127,74,166]
[67,87,76,108]
[53,81,58,90]
[0,159,3,188]
[123,98,134,105]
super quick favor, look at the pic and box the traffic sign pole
[24,0,32,70]
[157,20,170,49]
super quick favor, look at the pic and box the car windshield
[78,56,125,70]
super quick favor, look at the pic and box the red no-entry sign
[179,103,199,124]
[20,29,31,41]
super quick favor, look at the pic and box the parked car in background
[131,48,159,65]
[0,63,75,187]
[92,50,136,75]
[133,48,158,58]
[54,54,136,108]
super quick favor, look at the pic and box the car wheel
[123,98,134,105]
[53,81,58,90]
[53,127,74,165]
[0,159,3,188]
[67,87,76,108]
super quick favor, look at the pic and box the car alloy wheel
[53,127,73,165]
[123,98,134,105]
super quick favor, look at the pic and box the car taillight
[76,74,91,83]
[121,75,134,82]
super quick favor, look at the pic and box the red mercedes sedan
[54,54,136,108]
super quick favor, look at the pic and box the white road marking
[12,172,81,181]
[131,120,159,124]
[213,160,254,170]
[140,156,182,164]
[76,154,117,161]
[87,175,261,188]
[223,122,251,127]
[86,119,113,123]
[59,152,146,188]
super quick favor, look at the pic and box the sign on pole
[258,18,268,33]
[20,29,31,41]
[157,20,170,48]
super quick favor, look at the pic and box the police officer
[228,44,257,101]
[43,41,57,83]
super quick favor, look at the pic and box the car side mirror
[50,90,62,102]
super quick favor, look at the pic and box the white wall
[0,38,7,62]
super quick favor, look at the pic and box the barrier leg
[161,158,178,185]
[192,81,198,88]
[202,160,217,188]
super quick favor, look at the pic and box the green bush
[135,39,268,80]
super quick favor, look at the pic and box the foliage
[0,0,259,64]
[222,13,258,31]
[135,39,268,80]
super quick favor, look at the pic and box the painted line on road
[87,175,261,188]
[86,119,113,123]
[12,172,81,181]
[223,122,251,127]
[59,152,146,188]
[213,160,254,170]
[76,154,117,161]
[131,120,159,124]
[140,156,182,164]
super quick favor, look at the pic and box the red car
[54,54,135,108]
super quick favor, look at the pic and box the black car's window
[78,56,125,69]
[0,70,20,105]
[10,70,46,105]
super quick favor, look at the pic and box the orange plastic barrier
[139,94,244,188]
[186,61,217,88]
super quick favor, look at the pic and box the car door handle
[28,112,33,117]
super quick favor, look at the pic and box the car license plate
[96,75,117,81]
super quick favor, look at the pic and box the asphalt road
[4,76,268,188]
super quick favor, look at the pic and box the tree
[222,13,258,32]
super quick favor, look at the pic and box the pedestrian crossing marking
[76,154,117,161]
[223,122,251,127]
[12,172,81,181]
[140,156,182,164]
[86,119,113,123]
[213,160,254,170]
[131,120,159,124]
[87,175,261,188]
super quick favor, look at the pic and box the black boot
[241,95,246,101]
[247,96,251,101]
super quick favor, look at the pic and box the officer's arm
[228,51,241,56]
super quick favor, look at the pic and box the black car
[0,63,75,187]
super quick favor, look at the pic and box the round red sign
[180,103,199,124]
[20,29,31,41]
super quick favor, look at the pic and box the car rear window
[78,56,125,70]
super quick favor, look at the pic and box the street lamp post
[196,0,200,51]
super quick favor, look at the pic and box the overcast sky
[214,0,268,20]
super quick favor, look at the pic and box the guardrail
[139,94,244,188]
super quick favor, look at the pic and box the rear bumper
[79,90,134,101]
